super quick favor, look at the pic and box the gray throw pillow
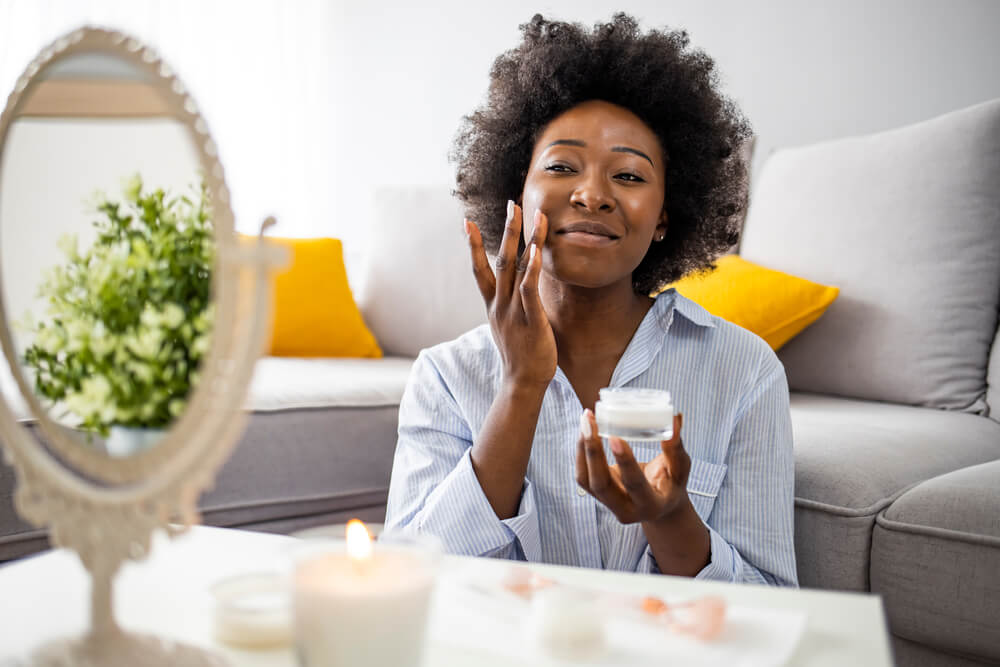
[740,98,1000,413]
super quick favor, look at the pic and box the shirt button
[576,486,587,497]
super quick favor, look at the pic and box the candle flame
[346,519,373,562]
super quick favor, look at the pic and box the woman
[384,13,796,586]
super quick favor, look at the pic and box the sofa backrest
[356,187,487,357]
[740,98,1000,414]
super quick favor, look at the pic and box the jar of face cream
[594,387,674,441]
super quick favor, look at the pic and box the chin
[547,259,620,290]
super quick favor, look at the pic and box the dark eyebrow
[545,139,654,167]
[612,146,654,167]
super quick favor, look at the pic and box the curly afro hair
[451,13,752,295]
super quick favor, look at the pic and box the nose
[570,172,615,213]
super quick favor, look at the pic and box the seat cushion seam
[795,481,920,517]
[875,511,1000,548]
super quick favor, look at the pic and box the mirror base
[28,631,229,667]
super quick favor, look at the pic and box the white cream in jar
[594,387,674,441]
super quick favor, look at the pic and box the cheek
[520,177,560,237]
[624,192,666,231]
[520,178,552,212]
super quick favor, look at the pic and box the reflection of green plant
[22,174,214,435]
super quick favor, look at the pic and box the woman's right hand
[466,201,557,390]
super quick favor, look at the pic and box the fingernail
[463,219,471,236]
[507,200,515,219]
[580,411,592,438]
[534,209,543,224]
[610,438,624,456]
[529,243,537,261]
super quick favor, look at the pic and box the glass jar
[594,387,674,441]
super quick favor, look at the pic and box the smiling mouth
[555,222,620,246]
[556,222,620,239]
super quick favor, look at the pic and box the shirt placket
[551,368,603,569]
[557,301,674,570]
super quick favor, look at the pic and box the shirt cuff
[640,525,739,581]
[693,524,740,582]
[501,477,541,561]
[416,448,539,559]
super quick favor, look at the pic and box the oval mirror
[1,48,212,468]
[0,27,285,665]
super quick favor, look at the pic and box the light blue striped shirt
[385,289,797,586]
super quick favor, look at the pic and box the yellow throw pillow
[260,237,381,358]
[662,255,839,351]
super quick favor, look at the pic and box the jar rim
[597,387,672,405]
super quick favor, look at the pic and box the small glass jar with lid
[594,387,674,441]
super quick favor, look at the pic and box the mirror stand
[30,627,228,667]
[0,26,290,665]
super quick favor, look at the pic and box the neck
[539,275,655,366]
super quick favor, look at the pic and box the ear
[654,210,668,241]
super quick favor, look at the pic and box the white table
[0,525,893,666]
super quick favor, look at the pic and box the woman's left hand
[576,410,690,524]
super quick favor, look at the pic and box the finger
[575,430,589,491]
[659,412,684,456]
[660,413,690,482]
[581,409,614,497]
[532,209,549,253]
[465,220,496,303]
[494,200,522,300]
[608,437,659,507]
[519,237,545,325]
[516,207,544,273]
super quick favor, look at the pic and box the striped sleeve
[694,360,798,586]
[383,351,541,559]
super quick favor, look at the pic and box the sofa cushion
[665,254,839,351]
[0,357,416,560]
[202,357,414,534]
[356,187,487,357]
[0,452,49,561]
[200,406,400,532]
[891,635,994,667]
[741,99,1000,413]
[247,356,413,411]
[265,237,382,358]
[789,393,1000,591]
[871,460,1000,662]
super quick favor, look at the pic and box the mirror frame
[0,26,286,648]
[0,29,228,485]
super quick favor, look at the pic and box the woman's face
[520,99,667,291]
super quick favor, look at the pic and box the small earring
[655,232,665,242]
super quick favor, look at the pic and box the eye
[615,172,646,183]
[544,163,574,173]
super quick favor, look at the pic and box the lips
[555,221,621,240]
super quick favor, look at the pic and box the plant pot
[104,426,165,458]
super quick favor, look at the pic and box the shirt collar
[653,288,717,331]
[551,288,717,390]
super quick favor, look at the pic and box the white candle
[594,387,674,440]
[294,520,438,667]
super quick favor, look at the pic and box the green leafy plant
[22,174,215,435]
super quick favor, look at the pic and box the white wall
[327,0,1000,278]
[1,1,998,283]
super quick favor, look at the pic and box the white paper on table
[428,561,807,667]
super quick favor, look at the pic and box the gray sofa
[2,99,999,666]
